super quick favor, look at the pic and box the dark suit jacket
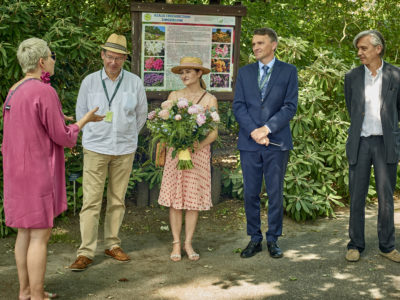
[233,59,298,151]
[345,62,400,165]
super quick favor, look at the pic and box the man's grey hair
[353,30,386,57]
[253,27,278,44]
[17,38,50,74]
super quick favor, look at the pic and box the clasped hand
[251,126,270,146]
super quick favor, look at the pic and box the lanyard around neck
[258,65,273,89]
[101,69,124,109]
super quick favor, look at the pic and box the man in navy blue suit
[233,28,298,258]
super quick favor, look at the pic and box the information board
[141,13,235,92]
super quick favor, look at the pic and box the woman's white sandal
[184,242,200,261]
[170,240,181,262]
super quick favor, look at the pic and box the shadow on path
[0,199,399,299]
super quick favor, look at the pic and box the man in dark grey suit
[345,30,400,263]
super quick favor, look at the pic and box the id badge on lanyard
[101,69,124,123]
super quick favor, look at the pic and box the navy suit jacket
[344,62,400,165]
[233,59,298,151]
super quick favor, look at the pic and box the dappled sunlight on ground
[157,277,285,299]
[284,249,322,262]
[1,198,400,299]
[368,288,384,299]
[332,272,363,281]
[318,282,335,292]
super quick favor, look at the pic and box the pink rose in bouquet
[174,114,182,121]
[161,100,173,110]
[177,98,189,109]
[196,113,207,126]
[158,109,170,120]
[188,105,199,114]
[148,110,157,120]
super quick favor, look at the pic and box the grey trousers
[347,136,397,253]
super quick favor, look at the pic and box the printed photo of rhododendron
[210,74,229,88]
[144,57,164,71]
[212,28,232,43]
[211,44,230,59]
[211,58,230,73]
[144,41,165,56]
[144,25,165,41]
[144,73,164,87]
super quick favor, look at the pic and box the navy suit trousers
[240,149,289,243]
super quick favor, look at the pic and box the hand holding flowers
[147,97,219,169]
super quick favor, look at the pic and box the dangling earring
[40,71,51,84]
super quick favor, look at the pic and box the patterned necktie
[259,65,270,89]
[259,65,270,100]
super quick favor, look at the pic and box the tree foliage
[219,0,400,221]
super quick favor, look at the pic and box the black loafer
[240,241,262,258]
[267,242,283,258]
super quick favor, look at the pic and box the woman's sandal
[19,291,58,300]
[45,292,58,299]
[184,242,200,261]
[170,240,182,262]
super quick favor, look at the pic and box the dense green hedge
[1,0,400,236]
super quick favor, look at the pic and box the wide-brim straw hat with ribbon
[171,57,210,74]
[101,33,129,55]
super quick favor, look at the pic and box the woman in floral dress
[158,57,218,261]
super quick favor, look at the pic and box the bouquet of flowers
[147,97,220,170]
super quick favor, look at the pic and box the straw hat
[101,33,129,54]
[171,57,210,74]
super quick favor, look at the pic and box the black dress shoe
[240,241,262,258]
[267,242,283,258]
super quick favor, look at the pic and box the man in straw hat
[233,27,298,259]
[70,33,147,271]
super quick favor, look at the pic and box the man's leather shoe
[345,249,360,262]
[267,242,283,258]
[105,247,130,261]
[240,241,262,258]
[380,249,400,263]
[69,255,93,271]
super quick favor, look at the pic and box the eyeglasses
[104,53,125,63]
[51,51,56,61]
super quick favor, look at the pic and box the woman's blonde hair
[17,38,50,74]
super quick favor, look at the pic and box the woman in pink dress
[158,57,218,262]
[2,38,103,300]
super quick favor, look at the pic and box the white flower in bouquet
[210,111,220,122]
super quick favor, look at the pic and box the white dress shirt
[361,61,383,137]
[76,68,148,155]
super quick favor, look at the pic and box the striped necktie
[259,65,270,89]
[259,65,270,100]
